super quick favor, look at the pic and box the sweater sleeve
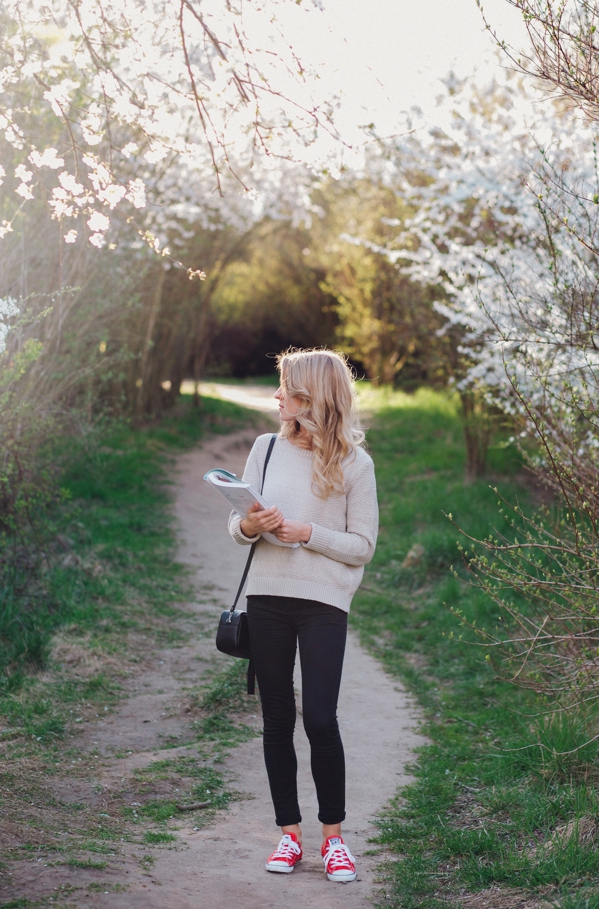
[302,456,379,567]
[227,435,268,546]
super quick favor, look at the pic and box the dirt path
[3,417,425,908]
[158,427,427,907]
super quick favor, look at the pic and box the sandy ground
[179,380,280,416]
[3,400,426,908]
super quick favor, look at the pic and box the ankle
[322,824,342,847]
[281,824,302,846]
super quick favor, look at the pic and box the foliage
[206,219,338,376]
[0,396,259,899]
[0,394,253,685]
[0,0,336,252]
[309,174,452,388]
[455,473,599,711]
[483,1,599,125]
[351,390,599,908]
[391,10,599,708]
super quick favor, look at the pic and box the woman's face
[274,383,303,423]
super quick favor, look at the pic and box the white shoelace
[323,839,355,871]
[270,835,301,861]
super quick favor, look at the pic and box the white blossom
[29,147,65,169]
[14,164,32,183]
[15,182,34,200]
[361,72,599,441]
[0,296,19,354]
[0,0,341,247]
[87,211,110,233]
[121,142,138,158]
[49,192,75,218]
[58,172,84,195]
[126,178,146,209]
[97,183,127,209]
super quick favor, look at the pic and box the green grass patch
[130,662,257,838]
[86,882,128,892]
[0,395,255,688]
[0,396,256,748]
[0,394,259,889]
[142,831,176,844]
[192,660,258,749]
[351,388,599,907]
[63,858,106,870]
[0,900,36,908]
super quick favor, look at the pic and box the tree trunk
[460,390,492,481]
[135,266,166,418]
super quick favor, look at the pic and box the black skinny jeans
[246,594,348,827]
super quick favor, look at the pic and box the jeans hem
[275,815,302,827]
[318,812,346,825]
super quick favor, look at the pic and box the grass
[0,394,255,686]
[350,387,599,908]
[0,395,256,744]
[0,394,262,899]
[5,381,595,906]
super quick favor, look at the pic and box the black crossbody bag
[215,433,276,695]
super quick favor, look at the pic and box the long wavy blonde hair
[277,348,364,499]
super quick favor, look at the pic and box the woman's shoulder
[353,443,374,465]
[244,432,277,465]
[344,444,374,475]
[251,432,279,452]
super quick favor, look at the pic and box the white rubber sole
[265,861,300,874]
[326,870,357,882]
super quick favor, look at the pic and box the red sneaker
[322,835,357,882]
[265,832,303,873]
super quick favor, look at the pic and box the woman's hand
[273,519,312,545]
[240,502,284,538]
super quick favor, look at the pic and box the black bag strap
[228,433,276,618]
[247,658,256,695]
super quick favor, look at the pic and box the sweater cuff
[230,516,260,545]
[302,522,331,554]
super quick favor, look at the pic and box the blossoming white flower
[144,145,168,164]
[29,147,65,169]
[83,157,111,190]
[64,229,78,243]
[15,164,32,183]
[121,142,138,158]
[87,210,110,233]
[50,197,75,218]
[43,82,76,117]
[58,172,84,195]
[89,232,106,248]
[98,183,126,209]
[126,178,146,209]
[15,182,34,199]
[0,296,19,354]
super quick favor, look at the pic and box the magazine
[203,468,300,548]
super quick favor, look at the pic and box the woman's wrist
[301,523,312,543]
[240,518,256,538]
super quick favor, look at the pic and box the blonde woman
[228,349,379,883]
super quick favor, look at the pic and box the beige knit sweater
[228,433,379,612]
